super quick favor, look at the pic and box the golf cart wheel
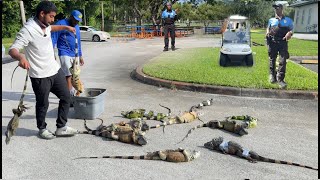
[219,53,228,67]
[245,54,253,67]
[93,35,100,42]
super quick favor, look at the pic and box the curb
[132,65,318,100]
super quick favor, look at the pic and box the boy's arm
[51,25,76,33]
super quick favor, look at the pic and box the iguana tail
[10,65,19,89]
[159,104,171,116]
[257,155,318,171]
[177,123,208,144]
[74,155,149,160]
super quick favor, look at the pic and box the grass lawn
[143,31,318,90]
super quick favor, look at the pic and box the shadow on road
[2,91,58,104]
[2,126,38,137]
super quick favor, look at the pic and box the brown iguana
[74,148,200,163]
[204,137,318,171]
[69,33,84,96]
[178,119,249,143]
[149,107,203,132]
[79,119,148,146]
[5,68,30,144]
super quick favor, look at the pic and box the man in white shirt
[9,1,79,139]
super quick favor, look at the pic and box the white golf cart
[219,15,253,67]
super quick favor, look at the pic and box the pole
[101,1,104,31]
[19,0,26,24]
[84,7,87,26]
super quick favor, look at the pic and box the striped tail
[10,65,19,89]
[74,155,148,160]
[258,155,318,171]
[159,104,171,116]
[18,70,29,108]
[150,120,176,133]
[177,123,207,144]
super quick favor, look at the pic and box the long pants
[30,68,70,130]
[164,24,175,48]
[267,41,289,81]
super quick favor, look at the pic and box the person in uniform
[266,2,294,89]
[161,2,178,51]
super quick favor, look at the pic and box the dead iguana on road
[78,118,148,146]
[5,68,30,144]
[225,115,258,128]
[178,119,249,143]
[121,104,171,121]
[75,148,200,163]
[204,137,318,171]
[149,106,203,132]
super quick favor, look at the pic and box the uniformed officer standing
[162,2,178,51]
[266,2,294,89]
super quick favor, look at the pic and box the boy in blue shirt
[52,10,84,101]
[266,2,293,89]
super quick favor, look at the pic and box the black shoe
[278,80,287,89]
[70,103,74,108]
[171,46,175,51]
[163,48,169,52]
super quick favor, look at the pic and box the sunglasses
[274,6,281,10]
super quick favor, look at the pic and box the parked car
[79,26,111,42]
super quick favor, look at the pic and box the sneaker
[163,48,169,52]
[39,129,56,140]
[55,126,79,137]
[171,46,175,51]
[269,74,276,83]
[278,80,287,89]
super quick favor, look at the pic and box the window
[80,27,87,31]
[301,9,305,25]
[308,8,312,25]
[296,10,299,25]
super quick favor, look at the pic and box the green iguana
[204,137,318,171]
[5,68,30,144]
[74,148,200,163]
[178,119,248,143]
[79,119,148,146]
[226,115,258,128]
[121,104,171,121]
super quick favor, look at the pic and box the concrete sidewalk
[293,33,318,40]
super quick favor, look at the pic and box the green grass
[2,38,15,54]
[143,32,318,90]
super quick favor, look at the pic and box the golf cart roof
[228,15,248,20]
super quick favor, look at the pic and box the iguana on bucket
[178,119,248,143]
[121,104,171,121]
[69,32,84,96]
[5,68,30,144]
[74,148,200,163]
[78,119,148,146]
[204,137,318,171]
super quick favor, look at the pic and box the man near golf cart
[266,2,294,89]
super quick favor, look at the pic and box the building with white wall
[289,0,318,33]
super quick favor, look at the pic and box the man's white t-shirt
[9,18,60,78]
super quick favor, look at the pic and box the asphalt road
[2,36,318,179]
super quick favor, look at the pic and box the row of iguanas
[74,99,317,171]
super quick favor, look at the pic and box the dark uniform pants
[30,68,70,130]
[164,24,175,48]
[267,41,289,81]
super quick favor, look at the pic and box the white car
[79,26,111,42]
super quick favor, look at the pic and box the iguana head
[183,149,201,161]
[130,119,150,131]
[204,136,224,150]
[135,131,147,146]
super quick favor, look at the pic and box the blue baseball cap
[71,10,82,22]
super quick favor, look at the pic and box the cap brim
[73,16,82,22]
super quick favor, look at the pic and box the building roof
[289,0,318,7]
